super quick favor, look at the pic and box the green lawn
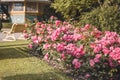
[2,22,12,28]
[0,40,72,80]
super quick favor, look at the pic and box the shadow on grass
[2,72,71,80]
[0,43,28,48]
[0,47,29,60]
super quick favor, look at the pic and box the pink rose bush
[25,16,120,80]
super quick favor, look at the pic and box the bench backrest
[10,23,26,33]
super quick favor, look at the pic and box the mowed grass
[0,40,72,80]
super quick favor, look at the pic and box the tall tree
[51,0,99,19]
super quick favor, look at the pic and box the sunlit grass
[0,40,72,80]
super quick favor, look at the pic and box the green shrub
[2,22,12,28]
[79,5,120,34]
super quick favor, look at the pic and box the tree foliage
[51,0,120,34]
[51,0,99,19]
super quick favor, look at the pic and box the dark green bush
[79,5,120,34]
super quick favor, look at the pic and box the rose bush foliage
[24,16,120,80]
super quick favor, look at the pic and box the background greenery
[51,0,120,34]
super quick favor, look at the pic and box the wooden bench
[2,23,26,41]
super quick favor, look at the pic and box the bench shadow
[2,72,70,80]
[0,47,29,60]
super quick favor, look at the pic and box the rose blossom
[43,53,49,62]
[85,73,90,79]
[81,24,91,31]
[57,43,65,52]
[74,61,81,69]
[73,33,82,41]
[55,20,61,26]
[28,44,33,49]
[102,47,110,55]
[24,33,29,39]
[61,53,66,60]
[43,44,51,50]
[50,16,55,20]
[90,59,95,67]
[72,59,81,69]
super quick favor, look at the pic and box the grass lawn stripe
[0,41,72,80]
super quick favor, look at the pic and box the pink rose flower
[33,40,39,44]
[28,44,33,49]
[72,59,81,69]
[74,61,81,69]
[72,59,79,65]
[24,33,29,39]
[85,73,90,79]
[90,59,95,67]
[95,54,101,59]
[81,24,91,31]
[102,47,110,55]
[43,53,49,62]
[31,36,38,41]
[61,53,66,60]
[36,28,42,34]
[57,43,65,52]
[50,16,55,20]
[55,20,61,26]
[43,44,51,50]
[94,58,100,63]
[41,24,46,28]
[38,36,42,43]
[52,43,57,49]
[73,34,82,41]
